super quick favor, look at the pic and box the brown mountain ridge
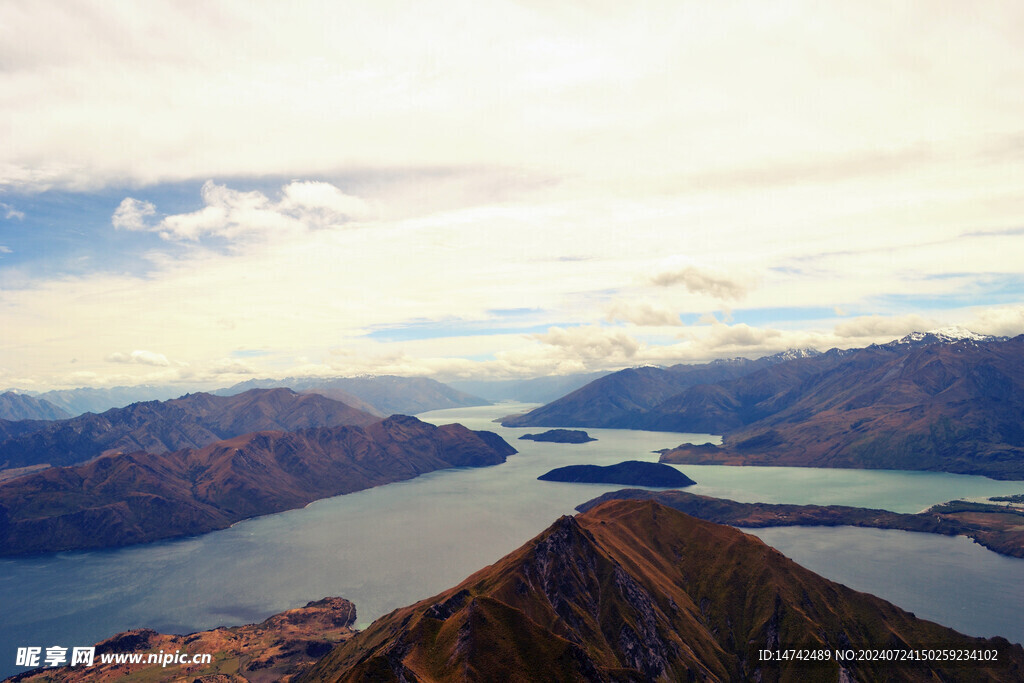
[0,415,515,556]
[0,388,380,471]
[302,499,1023,682]
[509,335,1024,480]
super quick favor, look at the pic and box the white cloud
[106,350,171,367]
[531,326,641,363]
[0,246,11,254]
[651,266,752,301]
[1,202,24,220]
[124,180,368,242]
[605,301,683,327]
[112,198,156,231]
[834,314,940,339]
[967,306,1024,337]
[281,181,371,220]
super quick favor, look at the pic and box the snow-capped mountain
[889,326,1006,348]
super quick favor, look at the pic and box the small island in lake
[538,460,695,487]
[519,428,596,443]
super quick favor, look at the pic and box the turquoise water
[1,403,1022,678]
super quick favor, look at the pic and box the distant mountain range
[0,392,69,421]
[28,385,188,417]
[506,330,1024,479]
[501,348,823,429]
[0,388,380,470]
[4,375,490,419]
[448,370,612,403]
[302,499,1023,681]
[217,374,488,415]
[0,414,515,556]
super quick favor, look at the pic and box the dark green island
[519,429,596,443]
[539,460,695,487]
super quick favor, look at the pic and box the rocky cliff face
[0,415,516,556]
[8,597,358,683]
[301,500,1024,682]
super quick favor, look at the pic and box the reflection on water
[1,403,1022,677]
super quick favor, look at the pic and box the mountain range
[0,388,380,471]
[0,392,69,421]
[0,414,515,556]
[507,331,1024,479]
[501,349,821,429]
[218,375,488,416]
[302,499,1023,682]
[448,370,612,404]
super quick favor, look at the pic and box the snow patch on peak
[770,348,821,361]
[893,326,1002,347]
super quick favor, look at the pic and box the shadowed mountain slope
[0,388,380,470]
[302,500,1023,682]
[501,350,820,429]
[658,336,1024,479]
[0,415,515,556]
[507,334,1024,479]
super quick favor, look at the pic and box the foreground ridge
[302,500,1023,682]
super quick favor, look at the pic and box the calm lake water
[2,403,1023,677]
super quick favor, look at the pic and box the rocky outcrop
[8,597,357,682]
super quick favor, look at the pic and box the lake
[2,403,1023,678]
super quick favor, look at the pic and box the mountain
[218,375,488,415]
[506,332,1024,480]
[0,392,69,421]
[884,326,1007,349]
[501,349,821,429]
[658,335,1024,479]
[302,499,1023,682]
[0,415,516,556]
[32,385,187,417]
[0,388,381,471]
[9,597,357,682]
[448,371,612,403]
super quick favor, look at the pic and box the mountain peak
[891,326,1004,347]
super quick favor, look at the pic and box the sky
[1,0,1023,391]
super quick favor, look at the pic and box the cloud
[833,314,939,339]
[121,180,368,242]
[532,326,641,362]
[967,305,1024,337]
[605,301,682,327]
[281,181,371,220]
[106,349,171,366]
[1,202,25,220]
[0,246,11,254]
[705,322,783,348]
[111,198,157,231]
[651,266,751,300]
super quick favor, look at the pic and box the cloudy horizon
[2,1,1023,391]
